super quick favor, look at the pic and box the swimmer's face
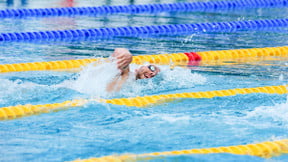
[135,65,160,80]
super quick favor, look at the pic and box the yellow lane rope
[0,58,98,73]
[197,46,288,62]
[72,139,288,161]
[0,53,186,73]
[0,46,287,73]
[0,84,286,120]
[104,85,287,107]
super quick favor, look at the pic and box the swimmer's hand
[107,48,132,92]
[112,48,132,73]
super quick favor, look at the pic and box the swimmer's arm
[106,72,129,92]
[112,48,132,73]
[106,48,132,92]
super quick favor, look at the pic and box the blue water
[0,0,288,162]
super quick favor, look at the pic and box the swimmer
[106,48,160,92]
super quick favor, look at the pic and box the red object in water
[184,52,201,66]
[61,0,74,7]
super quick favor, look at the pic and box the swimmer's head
[135,64,160,80]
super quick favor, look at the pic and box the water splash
[0,61,207,106]
[0,79,33,103]
[279,74,284,81]
[58,60,120,98]
[245,96,288,125]
[144,114,192,124]
[0,78,55,106]
[118,65,207,97]
[57,63,207,98]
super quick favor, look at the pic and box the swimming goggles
[148,65,156,72]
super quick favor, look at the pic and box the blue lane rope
[0,18,287,42]
[0,0,287,18]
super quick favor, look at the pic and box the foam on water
[245,96,288,126]
[0,77,80,106]
[0,78,47,103]
[221,100,288,124]
[144,114,192,124]
[245,98,288,144]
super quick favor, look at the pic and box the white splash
[160,115,191,123]
[245,97,288,125]
[144,113,191,124]
[0,78,48,102]
[183,34,196,43]
[279,74,284,81]
[58,60,120,97]
[161,66,207,87]
[118,65,207,97]
[57,63,207,98]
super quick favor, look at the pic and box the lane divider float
[0,0,287,18]
[72,139,288,161]
[0,46,287,73]
[0,84,286,120]
[0,58,99,73]
[0,18,288,42]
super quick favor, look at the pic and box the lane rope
[0,18,288,42]
[72,139,288,161]
[0,0,287,18]
[0,46,287,73]
[0,84,286,120]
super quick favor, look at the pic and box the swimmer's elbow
[106,81,118,92]
[106,83,122,93]
[106,77,124,92]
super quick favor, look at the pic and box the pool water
[0,0,288,161]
